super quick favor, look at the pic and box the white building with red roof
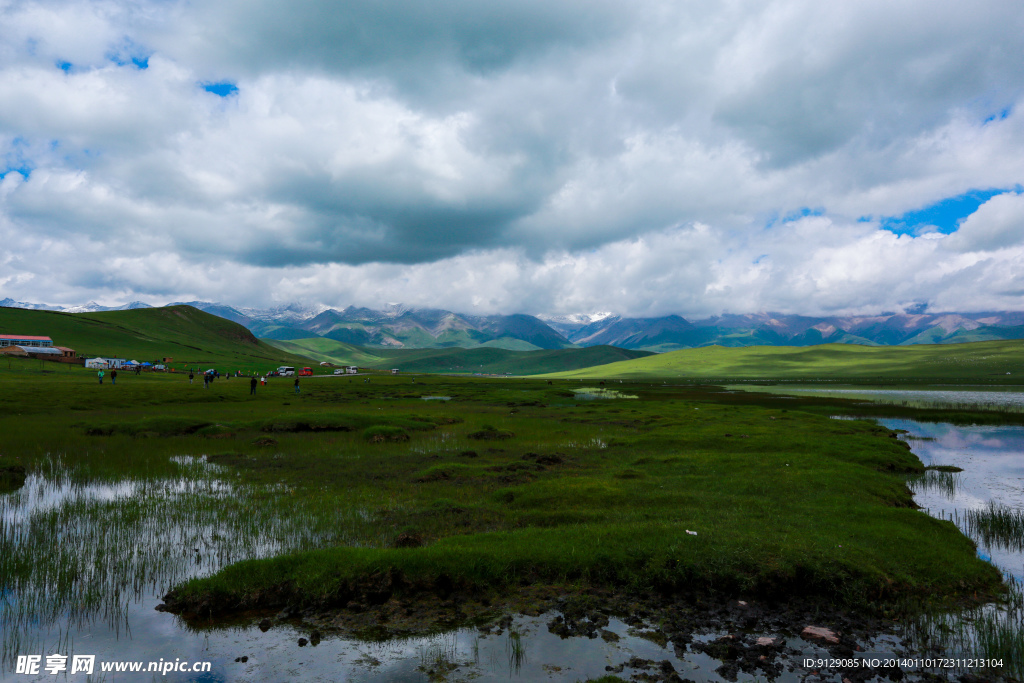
[0,335,53,348]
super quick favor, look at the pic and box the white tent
[85,358,109,369]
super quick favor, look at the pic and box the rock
[297,638,308,647]
[234,656,248,663]
[801,625,839,644]
[755,636,776,647]
[309,629,321,646]
[258,618,271,632]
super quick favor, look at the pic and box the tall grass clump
[901,577,1024,680]
[965,503,1024,552]
[906,470,961,499]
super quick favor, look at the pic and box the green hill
[0,305,310,370]
[539,339,1024,381]
[266,337,653,375]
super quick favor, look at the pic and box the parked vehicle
[277,366,295,377]
[299,367,313,376]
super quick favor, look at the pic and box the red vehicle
[299,367,314,376]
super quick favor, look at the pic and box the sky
[1,0,1023,318]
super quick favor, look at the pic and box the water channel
[2,409,1023,681]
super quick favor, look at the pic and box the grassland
[3,368,1000,601]
[3,362,1023,677]
[0,305,311,371]
[541,339,1024,382]
[267,336,654,374]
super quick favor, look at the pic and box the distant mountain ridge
[4,298,1024,350]
[0,298,154,313]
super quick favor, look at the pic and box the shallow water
[573,387,638,400]
[734,384,1024,411]
[881,419,1024,581]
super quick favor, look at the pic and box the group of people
[184,370,299,395]
[95,366,146,383]
[99,367,301,395]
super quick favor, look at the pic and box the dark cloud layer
[1,0,1023,314]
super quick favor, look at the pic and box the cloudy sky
[1,0,1023,317]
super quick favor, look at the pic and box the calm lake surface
[2,415,1022,682]
[731,384,1024,411]
[881,418,1024,582]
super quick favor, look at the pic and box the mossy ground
[0,366,1005,626]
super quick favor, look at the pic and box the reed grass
[899,576,1024,680]
[965,503,1024,553]
[907,470,961,499]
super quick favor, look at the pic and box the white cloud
[943,192,1024,252]
[1,0,1023,315]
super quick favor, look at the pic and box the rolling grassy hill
[538,339,1024,381]
[267,337,654,375]
[0,305,310,370]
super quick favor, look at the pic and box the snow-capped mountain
[4,297,1024,350]
[0,298,152,313]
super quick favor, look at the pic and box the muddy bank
[161,564,1010,679]
[161,580,992,682]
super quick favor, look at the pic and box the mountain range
[3,298,1024,351]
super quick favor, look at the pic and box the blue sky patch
[782,207,825,222]
[0,166,32,180]
[202,81,239,97]
[3,137,33,179]
[762,206,825,229]
[983,107,1011,124]
[879,189,1009,235]
[57,60,72,72]
[107,38,150,70]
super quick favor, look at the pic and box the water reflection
[880,418,1024,580]
[736,385,1024,411]
[0,458,380,679]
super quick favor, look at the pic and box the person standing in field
[97,369,104,384]
[250,376,257,395]
[189,371,194,385]
[203,372,209,389]
[111,369,117,385]
[294,377,300,394]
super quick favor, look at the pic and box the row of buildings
[2,334,175,370]
[0,335,78,362]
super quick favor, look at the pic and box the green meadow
[541,339,1024,382]
[0,305,310,372]
[267,336,654,374]
[0,366,1002,621]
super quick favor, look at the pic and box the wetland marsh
[1,367,1022,681]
